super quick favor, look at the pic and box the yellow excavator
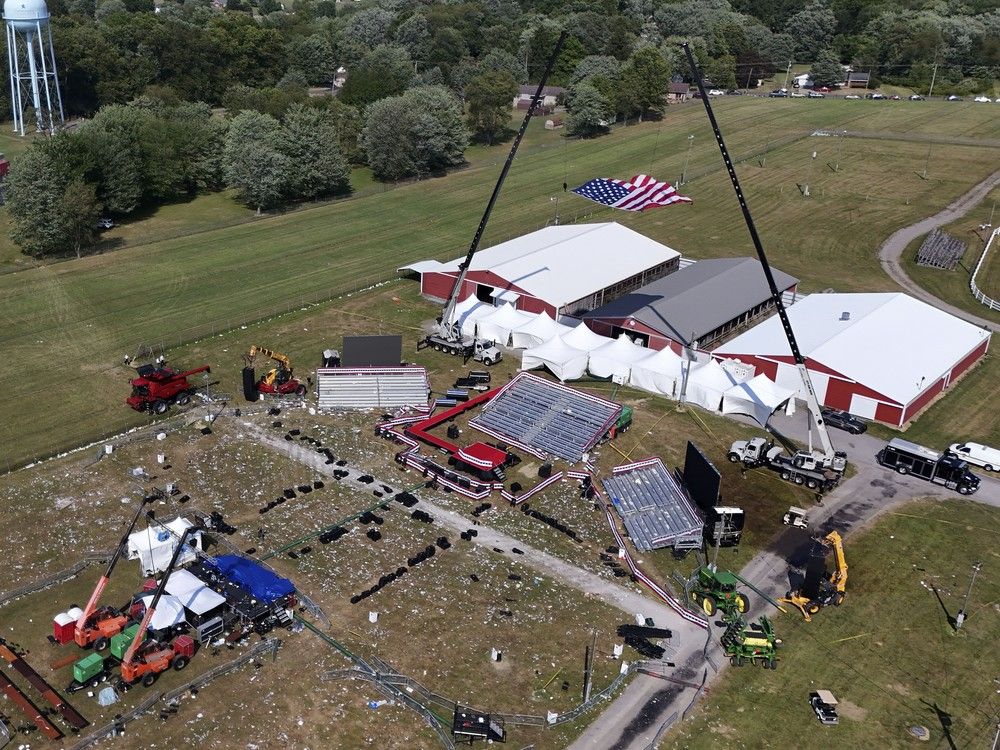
[779,531,847,622]
[243,346,306,400]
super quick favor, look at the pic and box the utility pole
[954,560,982,629]
[921,144,932,180]
[680,134,694,185]
[744,65,754,94]
[803,150,817,197]
[834,131,845,172]
[991,717,1000,750]
[928,61,939,98]
[782,60,792,93]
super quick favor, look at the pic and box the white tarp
[127,517,203,576]
[627,346,685,397]
[561,324,613,353]
[476,303,534,346]
[165,569,226,615]
[722,373,796,427]
[588,335,651,380]
[138,594,187,630]
[684,358,740,412]
[450,296,493,338]
[510,311,574,349]
[520,336,589,381]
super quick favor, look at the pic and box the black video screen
[683,441,721,512]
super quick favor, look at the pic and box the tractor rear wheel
[833,591,845,606]
[94,637,109,652]
[141,671,158,687]
[701,597,716,617]
[152,400,168,415]
[172,655,188,671]
[736,593,750,613]
[175,392,191,406]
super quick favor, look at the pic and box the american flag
[571,174,692,211]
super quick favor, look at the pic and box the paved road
[878,168,1000,332]
[569,411,1000,750]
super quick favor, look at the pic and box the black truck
[876,438,980,495]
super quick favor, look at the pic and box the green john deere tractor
[688,566,750,618]
[720,614,780,669]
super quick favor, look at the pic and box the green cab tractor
[688,566,750,617]
[721,614,780,669]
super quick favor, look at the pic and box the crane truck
[119,526,200,687]
[683,44,847,490]
[243,346,307,401]
[53,493,158,650]
[418,33,567,366]
[779,531,847,621]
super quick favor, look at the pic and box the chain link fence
[0,551,113,608]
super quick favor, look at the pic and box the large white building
[714,293,991,426]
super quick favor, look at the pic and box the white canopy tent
[165,569,227,616]
[137,593,187,630]
[476,303,534,346]
[510,311,575,349]
[561,324,613,353]
[684,358,741,412]
[520,336,590,382]
[126,517,203,576]
[587,335,652,380]
[722,374,796,427]
[450,295,493,338]
[627,346,685,397]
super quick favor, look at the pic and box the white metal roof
[400,223,680,308]
[715,293,991,404]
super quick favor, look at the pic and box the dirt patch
[888,682,912,696]
[838,700,868,721]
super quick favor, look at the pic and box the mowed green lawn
[2,99,1000,469]
[665,499,1000,750]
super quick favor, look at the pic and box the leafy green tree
[279,104,351,201]
[340,44,413,108]
[809,49,843,87]
[566,81,610,137]
[360,96,416,181]
[617,47,670,120]
[465,70,517,144]
[342,7,395,55]
[94,0,126,22]
[288,33,336,85]
[395,13,430,61]
[570,55,621,87]
[786,0,836,59]
[478,47,525,83]
[62,179,101,259]
[706,55,737,90]
[223,110,289,212]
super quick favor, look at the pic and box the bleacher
[916,229,967,270]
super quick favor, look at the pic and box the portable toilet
[52,607,83,644]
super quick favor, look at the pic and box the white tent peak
[561,324,613,353]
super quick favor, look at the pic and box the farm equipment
[52,493,157,650]
[780,531,848,621]
[119,526,200,687]
[126,362,210,414]
[243,346,307,401]
[419,34,566,365]
[687,566,750,618]
[721,614,780,668]
[782,506,809,529]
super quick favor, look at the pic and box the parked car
[807,91,825,98]
[973,95,992,103]
[726,89,744,95]
[844,94,861,100]
[947,95,963,101]
[868,92,886,100]
[909,94,924,100]
[820,407,867,435]
[769,90,788,98]
[815,86,831,93]
[790,92,806,98]
[947,442,1000,471]
[889,94,901,100]
[95,217,115,230]
[708,89,725,96]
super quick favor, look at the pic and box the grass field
[666,498,1000,750]
[3,99,1000,470]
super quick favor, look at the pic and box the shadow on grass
[921,699,958,750]
[929,584,957,629]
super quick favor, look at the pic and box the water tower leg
[6,25,23,135]
[46,24,63,124]
[34,22,54,131]
[25,29,43,133]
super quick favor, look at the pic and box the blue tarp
[210,555,295,603]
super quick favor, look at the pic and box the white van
[948,442,1000,471]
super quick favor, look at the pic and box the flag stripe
[571,174,691,212]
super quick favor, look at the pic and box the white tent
[588,335,652,380]
[521,336,590,381]
[510,311,574,349]
[165,569,226,616]
[684,358,740,412]
[450,296,493,338]
[722,374,795,427]
[627,346,685,397]
[561,324,613,353]
[126,517,203,576]
[138,594,187,631]
[476,303,534,346]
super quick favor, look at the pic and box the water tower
[3,0,63,135]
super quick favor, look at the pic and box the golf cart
[810,690,839,725]
[782,506,809,529]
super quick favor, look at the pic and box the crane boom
[681,43,837,464]
[247,346,291,370]
[438,31,568,339]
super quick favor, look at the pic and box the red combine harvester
[126,362,210,414]
[52,494,157,650]
[119,527,199,687]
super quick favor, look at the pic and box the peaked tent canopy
[685,358,741,412]
[588,335,652,380]
[520,336,590,382]
[627,346,685,397]
[510,311,575,349]
[476,303,535,346]
[137,594,187,631]
[451,295,493,338]
[126,517,203,575]
[561,324,613,353]
[722,373,795,427]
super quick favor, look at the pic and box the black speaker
[539,463,552,478]
[447,424,460,439]
[242,367,258,402]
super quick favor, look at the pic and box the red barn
[400,223,680,319]
[714,293,990,427]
